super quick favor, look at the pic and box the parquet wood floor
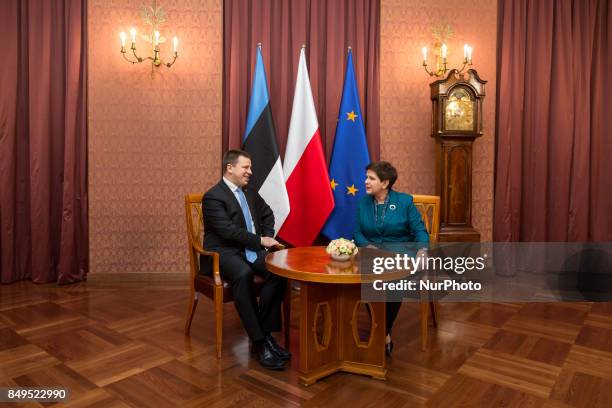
[1,274,612,407]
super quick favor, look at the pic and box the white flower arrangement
[326,238,358,260]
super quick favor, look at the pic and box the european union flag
[322,49,370,240]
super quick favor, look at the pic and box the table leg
[298,282,386,386]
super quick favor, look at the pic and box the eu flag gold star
[330,179,338,190]
[346,184,358,196]
[346,111,357,122]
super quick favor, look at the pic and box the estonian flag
[322,48,371,240]
[242,45,290,235]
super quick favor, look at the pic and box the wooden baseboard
[86,272,190,287]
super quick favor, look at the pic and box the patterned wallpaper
[88,0,222,273]
[380,0,497,241]
[88,0,496,274]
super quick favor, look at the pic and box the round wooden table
[266,246,411,386]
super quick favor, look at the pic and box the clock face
[444,87,474,131]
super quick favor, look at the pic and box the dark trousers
[386,301,402,335]
[385,275,405,335]
[220,251,286,342]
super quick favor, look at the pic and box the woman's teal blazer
[353,190,429,246]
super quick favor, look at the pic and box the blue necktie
[236,188,257,263]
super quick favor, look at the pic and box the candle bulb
[441,43,447,59]
[120,32,126,48]
[154,30,160,46]
[130,27,136,44]
[173,36,178,53]
[464,44,468,59]
[422,47,428,64]
[467,46,473,63]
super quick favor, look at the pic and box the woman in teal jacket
[354,161,429,354]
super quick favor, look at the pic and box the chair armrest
[191,241,222,286]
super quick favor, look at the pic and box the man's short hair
[222,149,251,174]
[366,161,398,189]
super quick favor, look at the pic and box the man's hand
[260,236,280,248]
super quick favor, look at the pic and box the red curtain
[223,0,380,161]
[494,0,611,242]
[0,0,88,284]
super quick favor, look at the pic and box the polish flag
[278,47,334,247]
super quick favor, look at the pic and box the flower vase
[330,253,352,262]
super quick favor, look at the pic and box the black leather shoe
[265,334,292,361]
[385,341,394,356]
[254,341,285,370]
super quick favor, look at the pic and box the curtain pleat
[494,0,610,242]
[223,0,380,162]
[0,0,88,284]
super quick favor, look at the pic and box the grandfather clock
[430,69,486,242]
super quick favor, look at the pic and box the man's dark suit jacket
[200,180,275,275]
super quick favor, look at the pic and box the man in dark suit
[202,149,290,370]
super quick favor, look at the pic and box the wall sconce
[119,0,179,72]
[422,43,473,77]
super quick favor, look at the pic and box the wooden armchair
[183,193,291,358]
[412,194,440,351]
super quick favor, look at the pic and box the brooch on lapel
[389,204,397,211]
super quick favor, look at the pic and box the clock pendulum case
[430,69,486,242]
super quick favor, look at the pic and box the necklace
[373,194,390,225]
